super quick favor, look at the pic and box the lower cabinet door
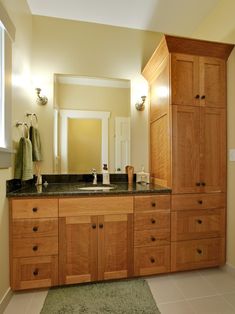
[59,216,98,285]
[171,238,225,272]
[12,255,58,290]
[134,245,170,276]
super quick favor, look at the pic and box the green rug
[40,279,160,314]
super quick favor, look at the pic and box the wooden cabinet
[10,198,59,290]
[133,195,171,276]
[59,196,133,285]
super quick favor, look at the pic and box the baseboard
[0,288,13,313]
[223,263,235,275]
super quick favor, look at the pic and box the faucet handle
[91,168,97,174]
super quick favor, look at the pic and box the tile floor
[3,267,235,314]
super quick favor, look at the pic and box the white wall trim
[223,263,235,275]
[59,109,110,173]
[0,287,13,313]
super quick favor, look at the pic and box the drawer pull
[32,207,38,212]
[99,223,104,229]
[196,248,202,255]
[151,218,156,224]
[195,94,200,99]
[201,95,206,99]
[151,202,156,207]
[201,182,206,186]
[196,219,203,224]
[196,182,201,186]
[150,257,155,263]
[91,224,96,229]
[198,200,203,204]
[32,226,38,232]
[33,269,39,276]
[32,245,38,251]
[151,236,156,242]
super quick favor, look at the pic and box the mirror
[54,74,131,174]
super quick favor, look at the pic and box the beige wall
[0,0,32,303]
[193,0,235,267]
[58,83,130,172]
[32,16,162,174]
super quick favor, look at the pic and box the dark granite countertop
[6,182,171,198]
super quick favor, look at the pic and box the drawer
[134,195,170,212]
[171,209,225,241]
[134,229,170,247]
[12,218,58,238]
[59,196,133,216]
[11,255,58,290]
[134,210,170,230]
[12,236,58,257]
[171,193,225,211]
[134,245,170,276]
[171,238,225,272]
[11,199,58,219]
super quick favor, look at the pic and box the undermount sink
[78,185,116,191]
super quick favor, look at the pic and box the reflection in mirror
[54,75,131,174]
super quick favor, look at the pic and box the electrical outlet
[229,149,235,161]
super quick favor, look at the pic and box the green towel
[14,137,33,181]
[29,126,42,161]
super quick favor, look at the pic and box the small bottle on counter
[136,166,150,184]
[102,164,110,185]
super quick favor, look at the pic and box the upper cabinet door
[200,108,226,192]
[171,54,199,106]
[172,105,201,193]
[199,57,226,108]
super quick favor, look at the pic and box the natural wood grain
[134,210,170,231]
[134,229,170,247]
[134,195,170,212]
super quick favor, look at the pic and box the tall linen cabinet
[142,35,234,271]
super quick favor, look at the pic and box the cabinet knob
[196,248,202,255]
[32,245,38,251]
[151,236,156,242]
[33,269,39,276]
[91,224,96,229]
[197,219,203,224]
[195,94,200,99]
[150,257,155,263]
[151,218,156,224]
[201,95,206,99]
[201,182,206,186]
[151,202,156,207]
[198,200,203,204]
[32,207,38,212]
[196,182,201,186]
[99,223,104,229]
[32,226,38,232]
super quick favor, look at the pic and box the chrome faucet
[91,168,97,185]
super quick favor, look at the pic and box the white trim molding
[59,109,110,173]
[0,288,13,313]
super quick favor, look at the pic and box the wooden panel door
[171,53,199,106]
[59,215,97,285]
[98,214,133,281]
[199,57,226,108]
[172,105,201,193]
[200,108,226,192]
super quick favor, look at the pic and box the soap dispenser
[136,165,150,184]
[102,164,110,185]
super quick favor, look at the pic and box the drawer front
[134,195,170,212]
[171,238,225,272]
[134,210,170,230]
[12,218,58,238]
[11,255,58,290]
[134,246,170,276]
[59,196,133,217]
[172,193,225,211]
[11,199,58,219]
[171,209,225,241]
[134,229,170,247]
[12,236,58,257]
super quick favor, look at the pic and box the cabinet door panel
[172,105,201,193]
[98,214,133,281]
[59,216,97,285]
[200,57,226,108]
[201,108,226,192]
[171,53,199,106]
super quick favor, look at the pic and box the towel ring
[16,122,29,138]
[26,113,38,127]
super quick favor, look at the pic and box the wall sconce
[135,96,146,111]
[35,88,48,105]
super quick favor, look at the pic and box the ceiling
[26,0,220,36]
